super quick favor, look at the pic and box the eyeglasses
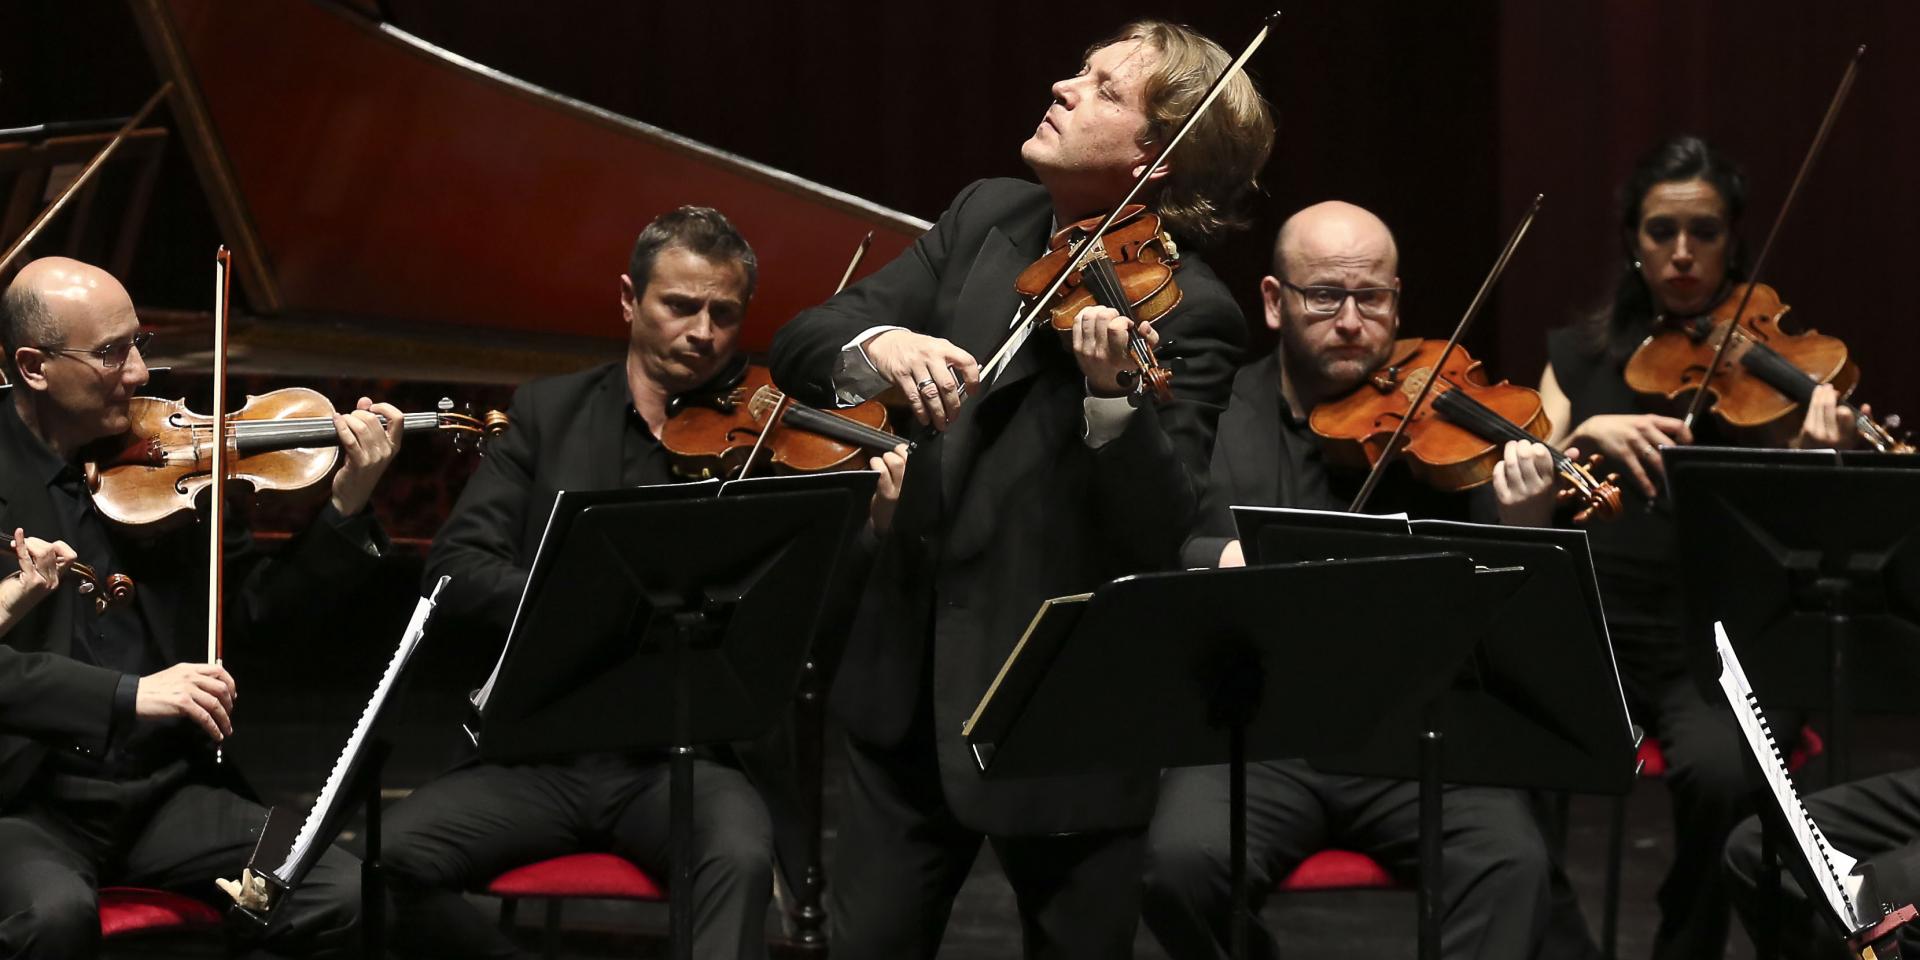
[37,332,154,370]
[1282,280,1399,320]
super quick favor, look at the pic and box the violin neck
[775,399,900,453]
[230,412,440,454]
[1080,251,1137,320]
[1428,386,1568,468]
[1735,338,1820,405]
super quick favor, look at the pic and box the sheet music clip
[221,807,301,923]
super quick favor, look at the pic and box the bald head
[3,257,136,376]
[1273,201,1398,281]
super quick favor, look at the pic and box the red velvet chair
[485,852,666,959]
[1278,849,1400,892]
[97,885,223,942]
[1599,727,1825,959]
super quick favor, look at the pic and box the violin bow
[1347,194,1545,514]
[978,11,1281,386]
[0,83,173,278]
[208,246,232,762]
[734,231,875,481]
[1680,44,1866,432]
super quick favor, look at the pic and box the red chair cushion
[485,853,665,901]
[1638,724,1825,780]
[1278,849,1398,891]
[97,886,223,939]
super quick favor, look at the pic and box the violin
[661,362,902,480]
[978,13,1278,401]
[1313,339,1624,523]
[1623,282,1910,452]
[1012,204,1180,402]
[1,530,135,615]
[83,388,508,529]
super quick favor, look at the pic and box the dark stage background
[3,3,1918,955]
[5,0,1913,415]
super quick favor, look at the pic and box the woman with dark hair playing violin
[1537,135,1855,960]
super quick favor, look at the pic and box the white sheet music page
[1713,623,1864,931]
[271,578,445,882]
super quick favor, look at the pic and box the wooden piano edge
[139,307,621,386]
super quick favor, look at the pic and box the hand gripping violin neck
[1313,339,1623,523]
[0,531,135,615]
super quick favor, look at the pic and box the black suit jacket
[770,178,1245,836]
[423,361,634,638]
[1181,353,1489,570]
[0,402,387,810]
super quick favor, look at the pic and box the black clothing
[827,700,1144,960]
[1147,763,1551,960]
[769,177,1243,955]
[1143,354,1568,960]
[1180,352,1478,569]
[0,397,385,959]
[384,755,771,960]
[0,772,360,959]
[1546,322,1782,959]
[382,361,775,960]
[1725,768,1920,959]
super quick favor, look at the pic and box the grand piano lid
[129,0,929,353]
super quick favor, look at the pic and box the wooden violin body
[1012,205,1180,402]
[1623,283,1886,447]
[1313,339,1622,522]
[661,364,900,480]
[86,387,506,528]
[1628,282,1912,451]
[1312,339,1549,491]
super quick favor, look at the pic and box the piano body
[104,0,931,948]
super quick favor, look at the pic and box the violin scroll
[433,398,511,454]
[1557,454,1623,524]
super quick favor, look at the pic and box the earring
[1631,259,1643,271]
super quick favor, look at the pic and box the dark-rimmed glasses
[1281,280,1399,320]
[37,332,154,370]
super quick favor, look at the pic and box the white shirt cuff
[832,325,906,406]
[1081,394,1136,448]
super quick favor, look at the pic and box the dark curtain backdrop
[2,0,1912,422]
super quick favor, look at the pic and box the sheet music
[270,578,445,881]
[473,493,571,713]
[1714,623,1864,931]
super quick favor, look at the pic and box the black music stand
[1665,446,1920,786]
[1236,507,1636,958]
[474,472,873,960]
[964,553,1510,960]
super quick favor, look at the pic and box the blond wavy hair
[1094,20,1275,247]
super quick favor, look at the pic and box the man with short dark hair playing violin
[1140,201,1588,960]
[768,19,1272,959]
[0,256,404,958]
[375,206,907,960]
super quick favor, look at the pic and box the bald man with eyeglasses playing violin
[1141,201,1596,960]
[0,256,403,959]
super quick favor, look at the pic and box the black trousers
[827,728,1145,960]
[378,752,773,960]
[1617,652,1801,960]
[1725,767,1920,959]
[0,765,360,959]
[1142,760,1554,960]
